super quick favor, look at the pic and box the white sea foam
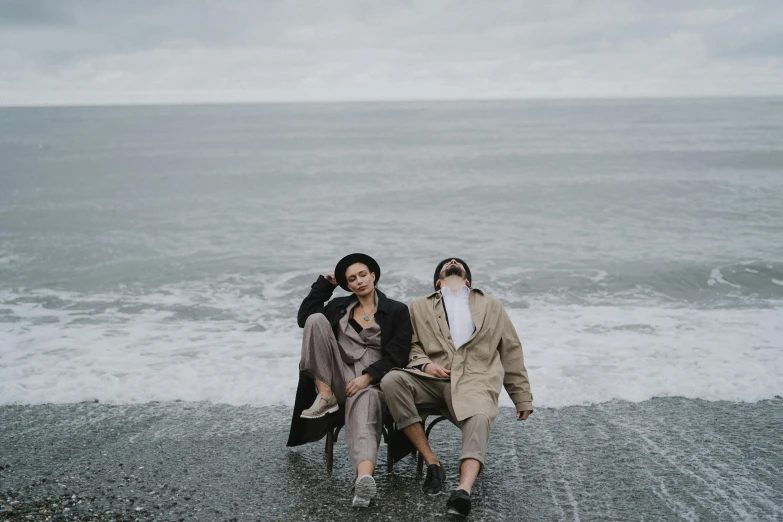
[509,301,783,408]
[707,267,741,289]
[588,270,608,283]
[1,288,781,408]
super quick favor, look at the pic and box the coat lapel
[431,292,456,352]
[465,289,487,344]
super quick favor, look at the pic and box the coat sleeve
[297,275,338,328]
[497,305,534,412]
[405,302,433,369]
[363,304,412,383]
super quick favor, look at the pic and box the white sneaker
[352,474,376,508]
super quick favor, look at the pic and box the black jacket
[286,275,412,448]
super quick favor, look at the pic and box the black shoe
[422,463,446,495]
[446,489,471,517]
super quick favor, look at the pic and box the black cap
[335,253,381,291]
[433,258,472,289]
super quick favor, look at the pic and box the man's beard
[442,265,466,279]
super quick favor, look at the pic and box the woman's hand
[324,272,338,286]
[424,363,451,378]
[345,374,373,397]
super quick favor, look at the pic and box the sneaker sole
[447,507,469,517]
[299,404,339,419]
[352,475,376,508]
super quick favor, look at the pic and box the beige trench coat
[403,288,533,428]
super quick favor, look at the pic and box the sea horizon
[2,93,782,110]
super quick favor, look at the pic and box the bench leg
[387,442,393,474]
[326,428,334,472]
[384,416,395,474]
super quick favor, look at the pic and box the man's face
[345,262,375,297]
[437,259,468,286]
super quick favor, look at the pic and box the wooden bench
[324,413,449,474]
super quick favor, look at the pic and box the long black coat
[286,275,412,448]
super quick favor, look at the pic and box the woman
[286,253,411,508]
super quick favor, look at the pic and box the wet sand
[1,398,782,521]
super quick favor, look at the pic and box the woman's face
[345,262,375,297]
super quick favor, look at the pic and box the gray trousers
[381,370,491,466]
[300,314,386,475]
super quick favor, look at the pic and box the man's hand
[516,410,533,421]
[424,363,451,378]
[324,272,338,286]
[346,374,373,397]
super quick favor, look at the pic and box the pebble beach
[2,399,782,521]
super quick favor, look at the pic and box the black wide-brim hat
[335,253,381,291]
[433,258,472,289]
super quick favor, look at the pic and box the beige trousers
[380,370,490,465]
[300,313,386,475]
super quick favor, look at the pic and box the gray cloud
[0,0,781,106]
[0,0,76,27]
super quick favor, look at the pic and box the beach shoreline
[2,398,781,521]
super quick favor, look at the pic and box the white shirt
[441,285,475,350]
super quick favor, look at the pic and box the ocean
[1,98,782,521]
[1,98,781,407]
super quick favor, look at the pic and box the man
[381,258,533,517]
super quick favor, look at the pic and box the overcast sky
[1,0,781,106]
